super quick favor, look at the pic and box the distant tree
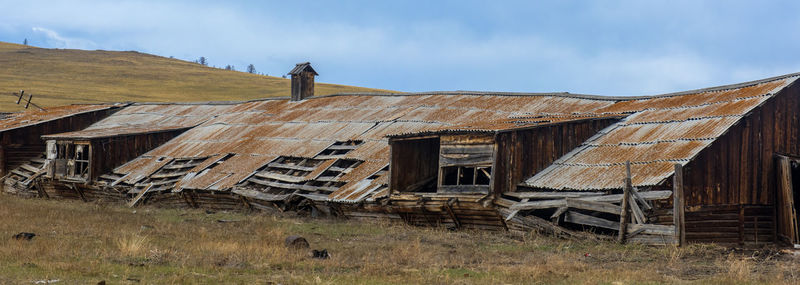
[198,56,208,66]
[281,75,286,79]
[225,65,235,71]
[23,38,27,45]
[246,64,256,74]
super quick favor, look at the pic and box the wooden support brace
[673,163,686,246]
[631,187,652,210]
[443,202,460,229]
[504,198,529,221]
[629,196,646,224]
[618,161,632,243]
[128,183,153,207]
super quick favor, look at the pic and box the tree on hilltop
[246,64,256,74]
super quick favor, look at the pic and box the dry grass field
[0,41,391,112]
[1,194,800,284]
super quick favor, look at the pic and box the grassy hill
[0,41,391,112]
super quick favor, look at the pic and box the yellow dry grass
[1,194,799,284]
[0,41,392,112]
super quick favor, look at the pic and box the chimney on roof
[288,62,318,101]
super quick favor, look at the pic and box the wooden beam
[630,187,652,210]
[618,161,632,243]
[267,162,317,172]
[443,203,461,229]
[508,190,672,211]
[504,191,605,199]
[565,211,619,230]
[128,183,153,207]
[565,198,621,215]
[629,195,646,224]
[673,163,686,246]
[504,198,529,221]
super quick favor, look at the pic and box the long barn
[3,65,800,246]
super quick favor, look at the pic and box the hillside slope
[0,41,391,112]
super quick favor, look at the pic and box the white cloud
[0,1,796,95]
[31,27,97,50]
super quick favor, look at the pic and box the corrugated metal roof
[66,72,800,200]
[0,104,120,133]
[102,93,619,202]
[43,104,237,139]
[523,75,798,191]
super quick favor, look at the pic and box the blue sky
[1,0,799,95]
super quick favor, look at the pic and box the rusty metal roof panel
[523,75,797,191]
[591,117,742,145]
[0,104,119,132]
[594,78,790,114]
[43,103,236,139]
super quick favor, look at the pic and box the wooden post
[618,161,632,243]
[673,163,686,246]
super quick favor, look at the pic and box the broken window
[51,141,91,181]
[440,166,491,186]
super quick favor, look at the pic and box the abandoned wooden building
[4,63,800,246]
[0,104,121,195]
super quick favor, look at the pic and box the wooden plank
[247,177,338,192]
[630,187,652,210]
[550,207,568,219]
[440,145,494,155]
[20,164,41,173]
[504,198,528,221]
[565,211,619,230]
[629,195,646,224]
[128,184,153,207]
[618,161,632,243]
[504,191,605,199]
[565,198,621,215]
[674,163,686,246]
[439,155,493,167]
[627,224,676,236]
[266,162,316,172]
[438,185,490,194]
[509,199,567,210]
[150,172,186,179]
[509,191,672,210]
[254,172,306,183]
[232,188,292,201]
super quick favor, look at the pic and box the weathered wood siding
[389,137,440,192]
[438,134,494,193]
[291,71,315,101]
[0,108,116,176]
[496,118,619,194]
[439,134,494,167]
[681,81,800,207]
[677,81,800,244]
[683,205,774,244]
[88,129,185,180]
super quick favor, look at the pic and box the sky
[1,0,799,96]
